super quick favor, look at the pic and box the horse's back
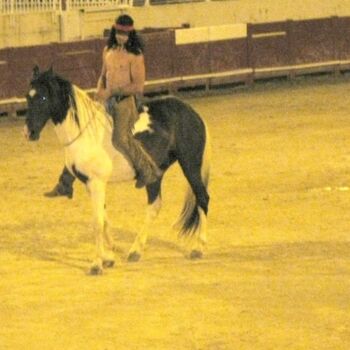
[146,95,205,143]
[145,96,204,126]
[135,96,206,171]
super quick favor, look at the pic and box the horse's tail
[175,120,211,236]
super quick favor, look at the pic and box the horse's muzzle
[23,124,39,141]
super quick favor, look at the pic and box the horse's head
[25,66,72,141]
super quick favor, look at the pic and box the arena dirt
[1,75,350,349]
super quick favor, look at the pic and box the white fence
[66,0,131,11]
[0,0,132,13]
[0,0,61,13]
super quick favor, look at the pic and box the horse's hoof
[90,265,103,275]
[127,251,141,262]
[103,259,115,268]
[111,244,123,253]
[190,250,203,260]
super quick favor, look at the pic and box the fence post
[331,16,340,76]
[62,0,68,11]
[246,23,254,86]
[286,19,295,81]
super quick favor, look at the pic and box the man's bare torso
[105,47,132,90]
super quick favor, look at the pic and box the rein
[63,113,95,148]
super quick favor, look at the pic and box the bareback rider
[45,14,162,198]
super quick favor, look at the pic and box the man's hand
[96,88,110,103]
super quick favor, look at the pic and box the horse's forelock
[30,72,59,95]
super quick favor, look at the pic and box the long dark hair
[107,15,144,55]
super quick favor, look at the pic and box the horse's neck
[54,107,81,147]
[54,86,109,148]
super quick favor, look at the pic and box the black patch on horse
[136,96,209,234]
[30,70,79,127]
[72,165,89,184]
[137,96,206,170]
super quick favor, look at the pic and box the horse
[24,66,210,275]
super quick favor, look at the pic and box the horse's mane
[70,85,108,126]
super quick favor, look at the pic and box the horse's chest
[66,143,135,183]
[65,145,109,180]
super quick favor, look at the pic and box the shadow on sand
[2,219,350,274]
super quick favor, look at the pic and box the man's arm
[96,47,108,101]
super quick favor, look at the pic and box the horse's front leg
[87,178,114,274]
[102,211,120,264]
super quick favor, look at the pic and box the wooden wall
[1,16,350,115]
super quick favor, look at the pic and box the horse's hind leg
[177,159,210,259]
[128,179,162,262]
[189,206,207,259]
[187,172,209,259]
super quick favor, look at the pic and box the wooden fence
[1,16,350,116]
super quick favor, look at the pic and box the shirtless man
[45,14,161,198]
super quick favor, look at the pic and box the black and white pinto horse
[24,67,210,275]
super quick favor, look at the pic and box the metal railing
[0,0,61,13]
[65,0,132,11]
[0,0,219,13]
[0,0,131,13]
[149,0,203,4]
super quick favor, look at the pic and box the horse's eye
[42,96,47,101]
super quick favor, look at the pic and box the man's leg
[44,166,75,198]
[111,97,162,188]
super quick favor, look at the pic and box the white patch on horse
[132,107,154,135]
[29,89,37,98]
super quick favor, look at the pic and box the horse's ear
[33,65,40,79]
[48,65,54,75]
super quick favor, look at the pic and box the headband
[113,23,134,32]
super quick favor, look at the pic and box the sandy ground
[1,76,350,349]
